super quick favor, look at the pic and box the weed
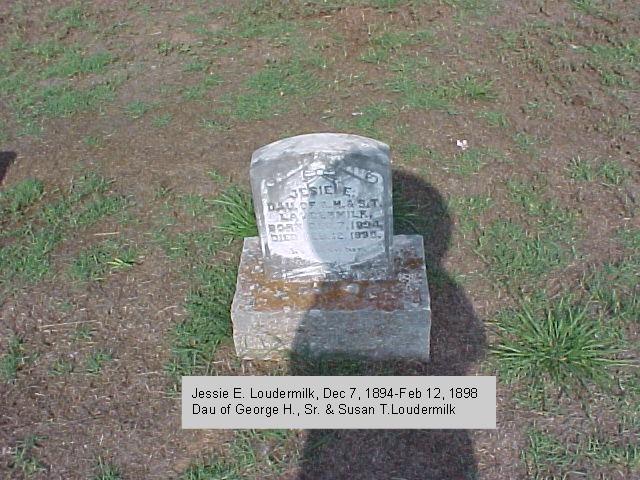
[85,350,113,374]
[1,335,27,382]
[491,296,626,395]
[199,118,231,131]
[182,458,241,480]
[181,430,295,479]
[50,358,74,375]
[44,50,114,78]
[477,110,509,128]
[0,178,44,216]
[1,173,128,290]
[585,257,639,324]
[70,240,137,281]
[227,58,320,120]
[213,187,257,238]
[449,195,493,233]
[93,457,122,480]
[10,435,45,476]
[50,4,92,29]
[477,219,569,280]
[332,103,392,138]
[522,428,572,479]
[599,160,630,186]
[125,100,152,118]
[514,131,541,157]
[567,156,595,181]
[183,60,207,72]
[448,148,496,176]
[83,135,104,148]
[74,324,95,341]
[165,263,237,382]
[152,113,173,127]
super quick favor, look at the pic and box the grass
[477,110,510,128]
[523,426,640,478]
[0,33,122,136]
[152,113,173,127]
[447,148,497,176]
[125,100,153,118]
[360,29,432,64]
[225,57,321,120]
[182,430,296,479]
[0,172,129,292]
[476,219,570,281]
[585,257,639,325]
[388,67,496,114]
[10,435,45,476]
[44,50,114,78]
[514,131,543,157]
[70,240,138,281]
[213,187,258,238]
[449,195,493,233]
[332,102,392,139]
[0,178,44,216]
[161,185,252,386]
[567,157,631,186]
[1,335,28,382]
[85,350,113,375]
[507,179,575,233]
[491,296,627,397]
[50,358,74,376]
[584,39,640,88]
[50,3,95,29]
[93,457,122,480]
[165,262,237,383]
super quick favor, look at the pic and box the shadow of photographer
[288,169,486,480]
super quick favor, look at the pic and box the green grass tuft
[70,240,138,281]
[491,296,627,395]
[181,430,295,479]
[0,178,44,216]
[165,263,237,383]
[125,100,153,118]
[1,335,28,382]
[85,350,113,375]
[213,187,258,238]
[477,219,570,280]
[10,435,45,476]
[0,173,129,291]
[93,457,122,480]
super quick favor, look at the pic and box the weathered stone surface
[250,133,393,282]
[231,235,430,360]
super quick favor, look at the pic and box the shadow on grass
[290,170,486,479]
[0,151,17,184]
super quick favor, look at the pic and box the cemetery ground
[0,0,638,478]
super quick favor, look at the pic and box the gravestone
[231,133,431,360]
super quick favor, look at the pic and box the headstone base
[231,235,431,361]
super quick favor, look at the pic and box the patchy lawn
[1,0,638,479]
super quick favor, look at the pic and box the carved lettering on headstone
[250,133,393,281]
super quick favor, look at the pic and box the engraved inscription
[261,162,386,262]
[250,133,393,280]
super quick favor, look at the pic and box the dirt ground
[1,1,638,479]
